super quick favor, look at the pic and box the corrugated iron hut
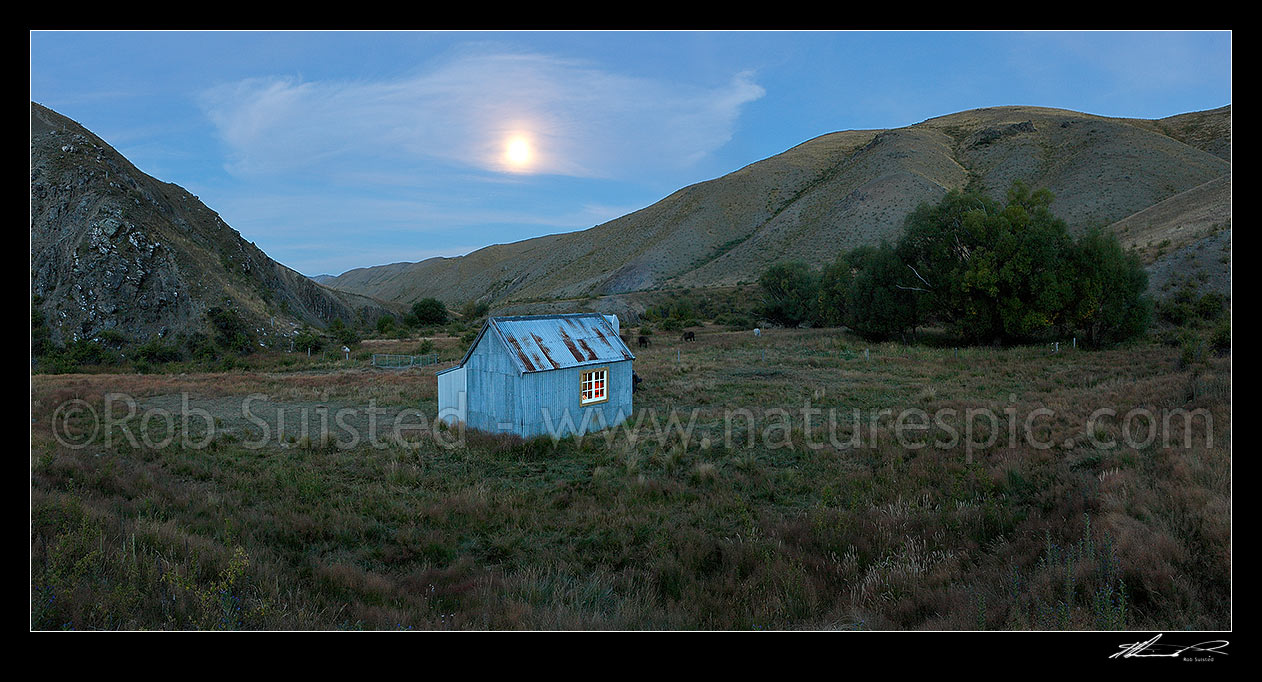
[436,313,635,438]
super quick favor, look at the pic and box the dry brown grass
[30,325,1230,630]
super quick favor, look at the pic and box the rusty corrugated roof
[484,313,634,373]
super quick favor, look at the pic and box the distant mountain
[308,274,338,285]
[323,105,1230,307]
[30,102,397,346]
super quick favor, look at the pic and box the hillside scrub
[641,287,759,331]
[460,300,491,323]
[1148,277,1231,372]
[34,307,343,375]
[328,318,360,346]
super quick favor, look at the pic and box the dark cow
[682,331,696,342]
[637,335,650,348]
[632,372,643,393]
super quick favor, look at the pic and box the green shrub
[461,300,491,321]
[293,329,323,353]
[1157,281,1199,327]
[412,298,449,326]
[1195,291,1227,320]
[375,315,396,335]
[134,337,182,364]
[713,312,754,330]
[1177,331,1208,369]
[63,339,114,366]
[183,332,220,361]
[32,307,55,357]
[1210,318,1231,353]
[206,306,255,355]
[95,329,129,349]
[329,318,359,346]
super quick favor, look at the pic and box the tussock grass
[30,326,1229,629]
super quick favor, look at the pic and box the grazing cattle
[682,331,696,342]
[637,336,650,348]
[632,371,643,392]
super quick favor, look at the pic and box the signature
[1111,634,1230,659]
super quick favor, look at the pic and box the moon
[505,136,533,169]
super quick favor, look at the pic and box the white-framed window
[580,367,609,405]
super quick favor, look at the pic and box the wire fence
[371,353,440,369]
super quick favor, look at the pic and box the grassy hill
[1111,175,1231,260]
[324,105,1230,308]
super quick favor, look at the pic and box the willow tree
[895,182,1079,344]
[758,261,820,327]
[819,244,920,341]
[1066,226,1152,346]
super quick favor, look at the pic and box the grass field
[29,326,1230,630]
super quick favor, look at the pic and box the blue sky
[30,30,1231,276]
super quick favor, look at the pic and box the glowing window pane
[581,369,609,405]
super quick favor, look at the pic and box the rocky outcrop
[30,102,396,346]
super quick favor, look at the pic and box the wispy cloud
[288,244,490,277]
[198,50,765,181]
[210,191,642,237]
